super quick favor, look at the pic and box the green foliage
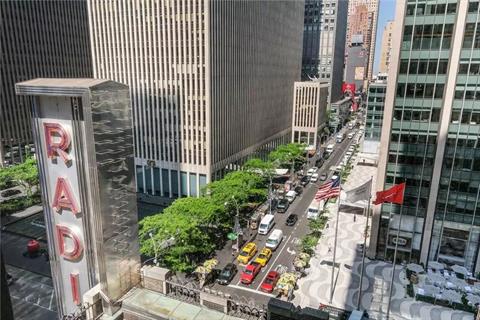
[0,157,39,196]
[301,234,320,255]
[243,158,275,177]
[268,143,305,169]
[308,216,328,237]
[139,197,226,272]
[0,194,41,216]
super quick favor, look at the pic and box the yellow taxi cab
[237,242,257,264]
[254,247,272,267]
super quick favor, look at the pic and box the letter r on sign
[44,123,71,163]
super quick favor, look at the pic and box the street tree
[268,143,305,177]
[139,197,226,272]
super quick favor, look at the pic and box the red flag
[373,183,405,205]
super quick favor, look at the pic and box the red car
[260,271,280,293]
[240,261,262,284]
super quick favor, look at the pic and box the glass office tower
[370,0,480,273]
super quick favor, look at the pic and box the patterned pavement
[292,158,474,320]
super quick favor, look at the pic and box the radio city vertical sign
[16,79,140,317]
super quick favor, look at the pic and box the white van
[326,144,335,154]
[307,199,324,220]
[347,132,354,139]
[266,229,283,250]
[336,133,345,143]
[258,214,275,235]
[285,190,297,203]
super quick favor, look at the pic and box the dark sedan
[300,176,310,186]
[277,199,289,213]
[217,263,237,285]
[286,214,298,226]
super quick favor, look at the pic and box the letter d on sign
[56,225,84,261]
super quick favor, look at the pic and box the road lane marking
[255,234,292,291]
[228,284,275,297]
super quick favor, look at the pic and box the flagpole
[386,204,404,319]
[357,177,372,310]
[329,177,341,305]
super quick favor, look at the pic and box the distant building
[363,79,386,155]
[88,1,304,198]
[346,0,379,81]
[344,36,369,90]
[302,0,348,103]
[291,81,329,149]
[330,97,351,132]
[0,1,92,166]
[379,21,394,74]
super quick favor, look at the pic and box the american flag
[315,176,341,201]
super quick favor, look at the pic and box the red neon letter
[56,225,83,261]
[44,123,71,163]
[70,272,81,305]
[52,177,80,215]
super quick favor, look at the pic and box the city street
[209,127,358,306]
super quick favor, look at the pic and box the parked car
[319,173,327,181]
[254,248,272,267]
[294,186,303,195]
[240,261,262,284]
[310,173,319,182]
[315,158,324,167]
[217,263,237,285]
[277,199,289,213]
[268,197,278,212]
[260,271,280,293]
[285,190,297,203]
[300,176,310,186]
[237,242,257,264]
[285,214,298,226]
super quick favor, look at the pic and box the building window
[171,170,178,197]
[180,171,188,197]
[162,169,169,197]
[136,165,144,193]
[154,167,161,195]
[145,166,152,194]
[189,173,197,197]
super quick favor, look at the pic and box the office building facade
[292,81,329,148]
[363,80,386,155]
[346,0,379,82]
[370,0,480,273]
[379,21,394,74]
[345,36,369,90]
[88,0,304,198]
[0,1,92,166]
[302,0,348,103]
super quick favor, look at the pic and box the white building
[291,81,329,149]
[87,1,304,197]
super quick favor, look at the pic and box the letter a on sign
[56,225,84,261]
[44,123,71,163]
[52,177,80,215]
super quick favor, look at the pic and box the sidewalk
[292,159,474,320]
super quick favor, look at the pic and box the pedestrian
[353,214,356,222]
[328,245,332,253]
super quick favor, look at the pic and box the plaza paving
[292,157,474,320]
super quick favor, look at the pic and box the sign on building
[16,79,140,317]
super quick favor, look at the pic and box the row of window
[399,59,449,75]
[391,133,437,145]
[386,175,431,189]
[463,23,480,49]
[446,138,480,148]
[396,83,445,99]
[406,3,457,16]
[403,24,453,51]
[389,154,434,166]
[451,110,480,124]
[468,2,480,13]
[454,90,480,101]
[393,108,441,123]
[443,157,480,172]
[459,62,480,75]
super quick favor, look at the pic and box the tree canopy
[0,157,39,195]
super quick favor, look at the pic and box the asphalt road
[211,126,358,305]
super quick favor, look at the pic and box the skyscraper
[379,21,394,74]
[346,0,379,82]
[369,1,480,273]
[302,0,348,103]
[88,1,304,198]
[0,1,92,166]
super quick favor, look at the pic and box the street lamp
[148,231,159,266]
[225,196,243,253]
